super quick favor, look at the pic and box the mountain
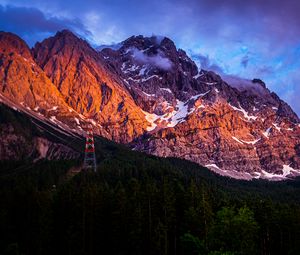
[0,31,98,139]
[1,30,300,180]
[33,30,148,142]
[100,35,300,179]
[0,32,68,110]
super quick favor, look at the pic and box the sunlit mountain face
[0,29,300,180]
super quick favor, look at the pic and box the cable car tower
[83,124,97,172]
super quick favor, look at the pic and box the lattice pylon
[83,125,97,172]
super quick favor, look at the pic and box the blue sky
[0,0,300,115]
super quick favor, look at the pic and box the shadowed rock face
[1,30,300,179]
[0,103,79,161]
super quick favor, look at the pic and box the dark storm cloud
[0,5,91,46]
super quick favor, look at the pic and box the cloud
[190,53,270,96]
[240,55,249,68]
[222,75,269,96]
[191,54,224,74]
[130,47,172,70]
[153,35,165,45]
[0,4,91,46]
[268,69,300,117]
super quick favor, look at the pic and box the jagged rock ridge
[1,30,300,180]
[100,34,300,180]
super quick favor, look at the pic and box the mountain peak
[51,29,88,47]
[252,78,266,88]
[33,29,87,52]
[55,29,80,39]
[33,28,96,69]
[0,31,31,59]
[120,34,176,52]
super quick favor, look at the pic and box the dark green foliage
[208,206,259,254]
[1,135,300,255]
[180,233,206,254]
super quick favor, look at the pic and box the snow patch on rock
[160,88,172,93]
[50,116,59,124]
[232,136,244,145]
[74,117,80,125]
[193,72,204,79]
[232,136,260,145]
[142,110,160,131]
[190,90,210,100]
[142,91,156,97]
[229,103,257,121]
[263,127,272,138]
[205,163,222,170]
[273,123,281,131]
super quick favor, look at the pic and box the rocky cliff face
[1,30,300,180]
[33,30,148,143]
[0,31,92,138]
[101,35,300,179]
[0,32,66,110]
[0,103,79,161]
